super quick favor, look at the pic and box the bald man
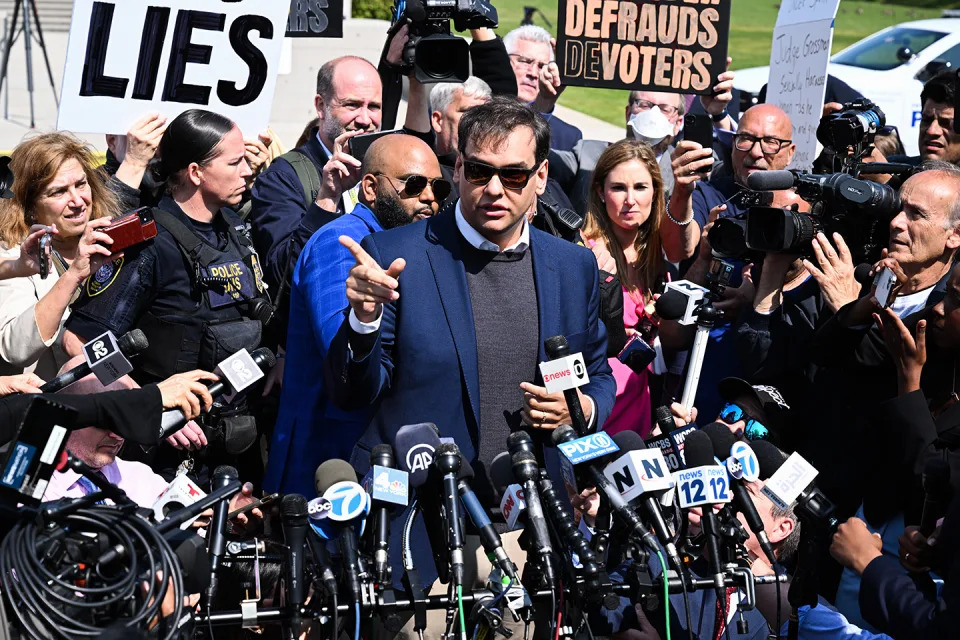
[264,134,449,495]
[660,104,798,420]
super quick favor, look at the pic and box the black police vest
[136,208,268,380]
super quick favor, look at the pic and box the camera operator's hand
[830,517,883,575]
[713,262,756,321]
[671,141,714,195]
[753,251,798,313]
[822,102,844,118]
[899,525,940,574]
[316,130,364,211]
[385,23,411,68]
[873,306,926,394]
[0,373,44,396]
[803,232,860,313]
[700,57,734,130]
[156,370,218,420]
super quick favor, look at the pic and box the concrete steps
[0,0,73,35]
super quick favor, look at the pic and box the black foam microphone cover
[854,263,873,285]
[746,169,795,191]
[392,423,443,487]
[701,422,738,459]
[314,459,358,495]
[654,288,689,321]
[611,430,646,453]
[749,439,789,480]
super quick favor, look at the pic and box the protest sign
[555,0,731,95]
[57,0,289,136]
[286,0,344,38]
[765,0,841,170]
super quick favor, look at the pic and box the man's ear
[360,173,379,205]
[431,111,442,135]
[768,511,795,546]
[947,226,960,251]
[314,94,325,120]
[535,158,549,196]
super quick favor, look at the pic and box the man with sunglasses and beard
[325,98,615,633]
[264,134,450,496]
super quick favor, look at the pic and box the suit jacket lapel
[424,212,480,427]
[530,228,560,364]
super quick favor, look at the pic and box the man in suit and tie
[326,96,616,602]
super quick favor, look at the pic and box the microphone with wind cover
[314,459,368,605]
[40,329,148,392]
[392,422,450,584]
[159,347,276,438]
[746,170,797,192]
[543,335,591,436]
[700,423,777,565]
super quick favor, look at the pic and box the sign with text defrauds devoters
[556,0,731,94]
[58,0,289,136]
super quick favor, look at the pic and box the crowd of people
[0,17,959,640]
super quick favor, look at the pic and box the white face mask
[628,107,674,147]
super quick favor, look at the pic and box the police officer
[63,109,273,479]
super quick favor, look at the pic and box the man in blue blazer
[264,134,449,496]
[326,97,616,587]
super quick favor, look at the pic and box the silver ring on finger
[905,552,911,561]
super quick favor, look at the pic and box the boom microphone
[40,329,148,392]
[746,170,796,191]
[159,347,277,437]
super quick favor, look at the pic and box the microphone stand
[680,259,732,411]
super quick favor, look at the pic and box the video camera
[394,0,498,83]
[709,100,906,264]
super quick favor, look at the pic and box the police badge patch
[86,257,124,296]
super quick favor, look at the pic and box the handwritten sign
[556,0,731,94]
[765,0,841,170]
[57,0,289,136]
[285,0,343,38]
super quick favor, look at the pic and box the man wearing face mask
[264,135,450,496]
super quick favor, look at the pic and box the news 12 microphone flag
[555,0,731,94]
[57,0,291,136]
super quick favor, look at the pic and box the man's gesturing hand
[340,236,406,323]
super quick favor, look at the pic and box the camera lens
[708,218,748,260]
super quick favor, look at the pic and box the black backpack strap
[277,149,322,211]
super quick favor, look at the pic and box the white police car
[734,12,960,156]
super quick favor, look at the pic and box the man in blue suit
[326,97,615,594]
[264,134,449,496]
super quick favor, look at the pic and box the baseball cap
[718,377,792,439]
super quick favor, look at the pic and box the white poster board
[765,0,841,170]
[57,0,289,136]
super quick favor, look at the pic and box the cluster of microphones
[270,414,841,638]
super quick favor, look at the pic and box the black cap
[718,377,791,439]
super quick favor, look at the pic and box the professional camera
[737,100,901,262]
[745,171,900,259]
[395,0,498,83]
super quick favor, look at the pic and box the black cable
[0,503,184,639]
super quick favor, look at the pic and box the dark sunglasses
[461,159,538,191]
[375,173,452,202]
[719,402,769,441]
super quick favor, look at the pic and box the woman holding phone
[0,133,117,379]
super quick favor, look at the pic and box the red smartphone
[103,207,158,253]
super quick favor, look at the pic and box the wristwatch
[711,107,729,123]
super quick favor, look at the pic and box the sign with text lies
[58,0,289,136]
[556,0,731,94]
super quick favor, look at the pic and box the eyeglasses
[462,159,539,192]
[629,98,680,117]
[375,173,452,202]
[734,134,792,155]
[508,54,552,72]
[719,402,770,441]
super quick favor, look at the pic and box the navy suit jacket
[324,207,616,583]
[547,114,583,153]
